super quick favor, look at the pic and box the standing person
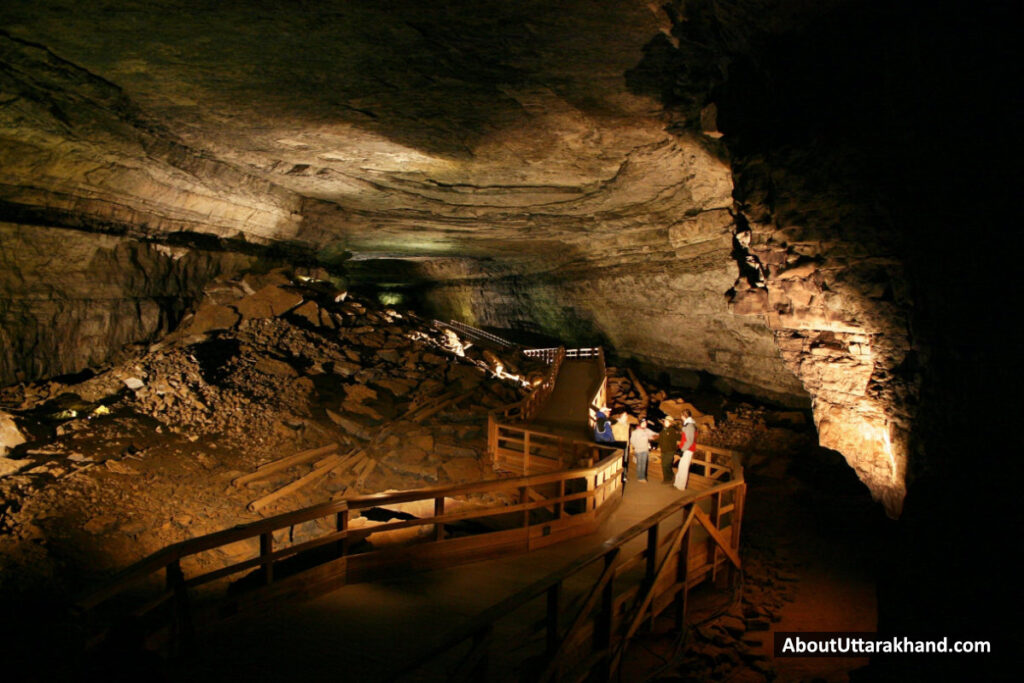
[658,416,681,485]
[674,410,698,491]
[629,418,657,482]
[594,406,615,444]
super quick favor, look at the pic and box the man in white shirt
[629,418,657,482]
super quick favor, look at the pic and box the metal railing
[435,320,517,348]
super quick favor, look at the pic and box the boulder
[234,285,303,320]
[0,410,27,457]
[659,399,716,429]
[435,442,478,459]
[375,348,401,364]
[325,409,375,439]
[375,377,417,398]
[292,300,323,326]
[185,302,240,335]
[255,357,299,378]
[441,458,485,482]
[0,457,31,477]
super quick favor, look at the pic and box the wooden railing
[75,446,628,651]
[564,346,603,360]
[438,320,517,349]
[392,454,745,682]
[491,423,621,474]
[587,347,608,429]
[489,346,612,475]
[522,347,560,364]
[491,346,565,426]
[524,346,602,363]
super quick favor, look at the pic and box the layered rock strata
[0,2,932,515]
[0,222,260,385]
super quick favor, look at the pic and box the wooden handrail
[392,459,746,682]
[75,442,628,625]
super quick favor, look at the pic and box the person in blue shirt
[594,406,615,443]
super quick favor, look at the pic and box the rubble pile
[669,539,798,683]
[0,268,543,598]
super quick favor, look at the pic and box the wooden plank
[411,389,477,424]
[693,507,741,569]
[333,450,367,474]
[540,548,621,683]
[609,507,697,675]
[248,455,341,512]
[354,458,377,488]
[232,443,337,487]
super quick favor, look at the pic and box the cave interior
[0,1,1019,680]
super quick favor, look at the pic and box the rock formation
[0,0,1018,526]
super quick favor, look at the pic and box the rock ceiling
[3,1,702,255]
[1,0,964,514]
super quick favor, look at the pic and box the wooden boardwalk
[527,359,605,439]
[173,468,698,682]
[79,345,743,682]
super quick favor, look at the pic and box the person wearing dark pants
[658,416,681,485]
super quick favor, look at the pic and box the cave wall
[0,223,258,385]
[4,0,1013,523]
[418,213,809,407]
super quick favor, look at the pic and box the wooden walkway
[78,345,743,682]
[528,359,605,439]
[173,468,698,682]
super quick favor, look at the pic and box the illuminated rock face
[727,166,914,515]
[0,0,959,514]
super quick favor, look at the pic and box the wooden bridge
[76,343,746,682]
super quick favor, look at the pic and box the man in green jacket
[658,416,681,485]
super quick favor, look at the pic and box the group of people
[594,407,697,490]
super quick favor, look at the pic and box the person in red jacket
[674,410,697,491]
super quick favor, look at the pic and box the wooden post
[336,509,349,557]
[546,582,561,655]
[710,491,721,584]
[166,559,192,656]
[645,525,659,584]
[675,512,692,630]
[472,624,493,680]
[259,532,274,585]
[586,473,595,516]
[491,417,499,471]
[520,486,530,529]
[729,483,746,587]
[434,496,446,541]
[524,431,531,474]
[645,524,659,631]
[556,479,565,520]
[595,552,616,682]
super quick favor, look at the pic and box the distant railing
[75,447,628,653]
[489,347,613,475]
[491,346,565,429]
[392,453,746,682]
[522,347,560,364]
[436,320,517,348]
